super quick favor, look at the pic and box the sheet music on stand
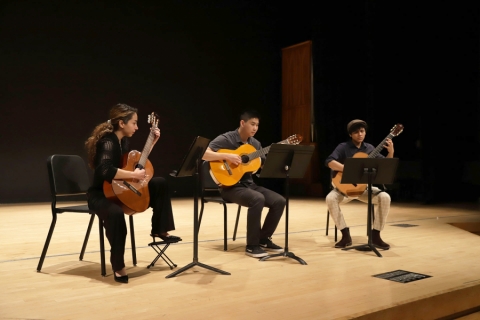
[170,136,210,178]
[341,158,399,185]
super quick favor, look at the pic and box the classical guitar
[332,124,404,197]
[209,134,303,186]
[103,112,158,215]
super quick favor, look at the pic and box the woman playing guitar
[85,103,181,283]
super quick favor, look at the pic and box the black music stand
[166,136,230,278]
[258,143,315,265]
[340,157,399,258]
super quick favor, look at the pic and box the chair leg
[233,205,241,241]
[99,218,106,277]
[37,212,58,272]
[129,215,137,266]
[80,213,95,261]
[327,210,338,242]
[326,210,330,236]
[198,200,205,230]
[222,203,227,251]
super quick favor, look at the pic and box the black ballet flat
[162,234,182,242]
[151,234,182,242]
[114,273,128,284]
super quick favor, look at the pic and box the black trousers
[88,177,175,272]
[220,183,285,245]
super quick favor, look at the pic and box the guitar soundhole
[241,155,249,163]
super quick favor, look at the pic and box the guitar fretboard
[138,126,156,167]
[368,133,395,158]
[247,138,289,161]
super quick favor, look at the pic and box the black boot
[335,227,352,248]
[371,229,390,250]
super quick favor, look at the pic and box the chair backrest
[47,154,91,198]
[201,161,220,191]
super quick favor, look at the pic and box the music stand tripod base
[342,243,382,257]
[260,251,307,265]
[165,260,231,278]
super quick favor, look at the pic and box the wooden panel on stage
[281,40,322,196]
[1,199,480,319]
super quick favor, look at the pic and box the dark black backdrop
[1,1,479,203]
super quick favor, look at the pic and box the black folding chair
[198,161,242,251]
[37,154,136,276]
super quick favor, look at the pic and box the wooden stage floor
[1,198,480,320]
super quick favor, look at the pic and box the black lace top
[88,132,129,193]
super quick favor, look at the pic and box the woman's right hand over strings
[132,168,146,179]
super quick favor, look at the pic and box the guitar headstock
[390,124,404,137]
[148,112,159,129]
[286,134,303,145]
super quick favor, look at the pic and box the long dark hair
[85,103,138,169]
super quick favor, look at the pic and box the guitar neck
[138,128,156,167]
[246,138,291,161]
[368,133,395,158]
[248,145,271,161]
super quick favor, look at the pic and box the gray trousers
[220,183,285,245]
[325,187,391,231]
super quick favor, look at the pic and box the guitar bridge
[223,160,233,175]
[123,181,142,196]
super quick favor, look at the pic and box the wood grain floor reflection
[1,198,480,319]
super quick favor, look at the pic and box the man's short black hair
[240,110,261,122]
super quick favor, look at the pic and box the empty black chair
[37,154,136,276]
[198,160,241,251]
